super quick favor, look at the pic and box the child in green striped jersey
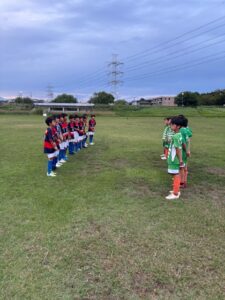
[178,115,193,187]
[161,117,174,160]
[166,117,184,200]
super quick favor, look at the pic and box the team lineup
[161,115,192,200]
[43,113,96,177]
[43,113,192,201]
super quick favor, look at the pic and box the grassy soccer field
[0,115,225,299]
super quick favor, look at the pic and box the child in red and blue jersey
[83,114,88,148]
[44,117,58,177]
[68,115,75,155]
[74,115,80,152]
[59,113,69,161]
[78,116,85,149]
[88,114,96,145]
[53,114,64,167]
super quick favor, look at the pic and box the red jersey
[88,119,96,131]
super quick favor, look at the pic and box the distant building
[131,96,176,106]
[34,102,94,113]
[151,96,176,106]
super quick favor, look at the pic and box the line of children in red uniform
[161,115,192,200]
[43,113,96,177]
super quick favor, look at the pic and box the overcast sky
[1,0,225,100]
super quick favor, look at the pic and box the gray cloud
[0,0,225,98]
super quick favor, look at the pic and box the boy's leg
[47,159,53,174]
[184,165,188,187]
[69,142,74,154]
[180,167,185,187]
[47,157,56,176]
[52,156,57,170]
[173,174,181,195]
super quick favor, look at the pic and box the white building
[34,102,95,113]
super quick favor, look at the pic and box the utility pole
[108,54,123,100]
[46,84,54,101]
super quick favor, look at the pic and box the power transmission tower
[46,84,54,101]
[108,54,124,100]
[18,91,23,98]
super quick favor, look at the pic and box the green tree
[199,89,225,105]
[52,94,77,103]
[15,97,33,105]
[175,92,199,106]
[89,91,115,104]
[114,99,128,106]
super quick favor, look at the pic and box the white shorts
[47,151,58,159]
[59,142,64,150]
[168,168,179,175]
[88,132,95,136]
[73,131,79,143]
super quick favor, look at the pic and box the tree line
[12,89,225,106]
[175,90,225,106]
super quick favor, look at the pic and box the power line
[124,50,225,83]
[76,17,225,89]
[66,11,225,91]
[123,21,225,72]
[124,33,225,73]
[76,34,225,90]
[122,14,225,63]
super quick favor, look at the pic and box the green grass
[114,106,225,117]
[0,115,225,299]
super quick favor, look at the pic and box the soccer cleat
[59,159,66,163]
[161,156,167,160]
[165,193,180,200]
[85,143,88,147]
[56,162,62,167]
[169,191,181,197]
[90,142,95,145]
[47,172,56,177]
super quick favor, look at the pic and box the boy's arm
[176,147,184,168]
[162,127,167,140]
[186,138,191,157]
[47,130,58,150]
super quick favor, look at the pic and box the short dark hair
[45,117,54,126]
[69,115,74,120]
[171,116,183,126]
[178,115,188,127]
